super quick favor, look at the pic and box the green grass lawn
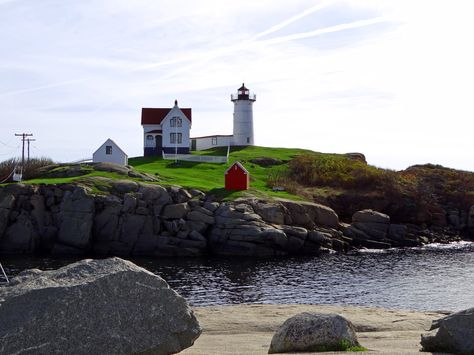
[129,146,311,200]
[3,146,311,201]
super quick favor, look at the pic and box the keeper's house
[141,100,191,156]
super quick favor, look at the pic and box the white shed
[92,138,128,165]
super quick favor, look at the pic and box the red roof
[141,108,192,125]
[225,161,249,174]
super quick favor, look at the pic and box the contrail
[257,16,390,45]
[251,0,333,40]
[160,16,390,81]
[0,78,89,98]
[132,0,333,78]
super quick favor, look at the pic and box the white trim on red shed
[225,161,249,175]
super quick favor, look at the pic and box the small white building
[142,100,192,156]
[92,138,128,165]
[191,83,255,151]
[190,134,233,151]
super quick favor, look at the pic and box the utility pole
[26,138,36,162]
[14,133,33,168]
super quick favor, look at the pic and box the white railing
[231,93,256,101]
[67,158,93,164]
[162,145,230,164]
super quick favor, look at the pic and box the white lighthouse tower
[231,83,256,146]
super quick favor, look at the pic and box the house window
[170,117,182,127]
[247,137,250,143]
[171,133,182,144]
[212,137,217,145]
[106,145,112,155]
[146,135,153,140]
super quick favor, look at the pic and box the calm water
[2,242,473,312]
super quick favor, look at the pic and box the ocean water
[2,242,473,312]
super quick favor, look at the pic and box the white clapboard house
[141,100,192,156]
[92,138,128,165]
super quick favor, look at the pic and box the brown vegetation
[0,157,54,182]
[269,153,474,225]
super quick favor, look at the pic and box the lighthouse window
[212,137,217,145]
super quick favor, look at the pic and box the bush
[287,153,401,191]
[0,157,54,182]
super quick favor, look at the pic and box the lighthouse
[231,83,255,146]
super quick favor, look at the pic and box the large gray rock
[421,307,474,354]
[279,199,339,229]
[112,180,139,194]
[352,222,388,240]
[57,187,94,249]
[268,312,360,353]
[0,257,201,355]
[138,184,168,201]
[187,210,215,225]
[0,211,38,253]
[162,202,190,219]
[254,202,286,225]
[468,205,474,229]
[352,209,390,224]
[0,193,15,238]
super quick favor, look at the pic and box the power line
[0,144,20,156]
[0,139,16,148]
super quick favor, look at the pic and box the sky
[1,0,473,171]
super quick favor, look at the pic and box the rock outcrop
[0,257,201,355]
[341,209,461,249]
[0,182,466,257]
[268,312,361,353]
[421,307,474,354]
[208,199,347,256]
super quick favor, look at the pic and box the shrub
[287,153,401,191]
[0,157,54,182]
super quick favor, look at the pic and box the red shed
[225,161,250,190]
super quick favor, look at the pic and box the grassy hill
[6,146,312,200]
[4,146,474,226]
[129,146,309,200]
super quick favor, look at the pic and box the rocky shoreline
[0,180,472,257]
